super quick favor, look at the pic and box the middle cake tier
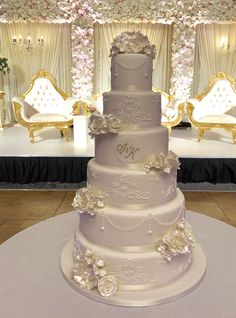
[87,159,177,209]
[79,188,185,248]
[103,91,161,129]
[95,126,168,167]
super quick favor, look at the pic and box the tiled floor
[0,190,235,245]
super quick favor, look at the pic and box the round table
[0,211,235,318]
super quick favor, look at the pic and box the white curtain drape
[0,22,72,123]
[93,22,173,94]
[191,23,236,97]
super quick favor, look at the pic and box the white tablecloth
[0,211,236,318]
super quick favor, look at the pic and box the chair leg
[63,128,69,141]
[198,128,205,142]
[28,127,35,143]
[232,129,236,144]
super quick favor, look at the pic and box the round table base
[61,240,206,307]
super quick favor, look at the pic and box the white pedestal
[73,115,88,148]
[0,91,5,129]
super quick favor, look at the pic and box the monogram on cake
[61,31,206,307]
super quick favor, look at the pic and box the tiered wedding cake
[61,32,206,307]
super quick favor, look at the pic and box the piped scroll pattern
[88,113,121,136]
[113,95,152,123]
[87,165,100,180]
[112,259,160,284]
[106,175,151,201]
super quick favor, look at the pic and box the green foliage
[0,58,10,74]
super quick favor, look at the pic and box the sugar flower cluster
[110,31,156,59]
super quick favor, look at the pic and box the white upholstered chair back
[22,70,72,116]
[198,79,236,116]
[160,93,169,111]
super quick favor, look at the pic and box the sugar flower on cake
[89,113,121,136]
[88,114,107,135]
[144,151,180,174]
[72,187,105,215]
[98,275,118,297]
[155,220,194,262]
[72,248,118,297]
[110,31,156,59]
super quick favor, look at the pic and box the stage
[0,124,235,187]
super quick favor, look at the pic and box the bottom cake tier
[61,239,206,307]
[74,228,192,288]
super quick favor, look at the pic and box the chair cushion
[29,113,70,123]
[199,114,236,124]
[163,107,176,119]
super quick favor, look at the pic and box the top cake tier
[111,54,153,91]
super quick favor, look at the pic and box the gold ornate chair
[152,87,185,132]
[73,94,103,116]
[187,72,236,143]
[12,70,79,143]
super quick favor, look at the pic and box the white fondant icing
[74,228,192,287]
[111,54,153,91]
[94,126,168,167]
[79,189,185,248]
[103,92,161,128]
[68,41,203,304]
[87,159,177,208]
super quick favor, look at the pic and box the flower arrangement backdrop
[1,0,236,99]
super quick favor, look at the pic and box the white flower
[156,221,194,261]
[110,31,156,59]
[89,114,107,135]
[106,114,121,133]
[98,275,118,297]
[89,114,121,136]
[72,187,105,215]
[144,153,165,173]
[144,151,180,175]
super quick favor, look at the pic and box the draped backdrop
[191,23,236,96]
[1,21,236,123]
[0,22,72,123]
[93,22,173,94]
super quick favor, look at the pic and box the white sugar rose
[110,31,156,59]
[106,115,121,133]
[98,275,118,297]
[89,114,107,135]
[163,230,190,255]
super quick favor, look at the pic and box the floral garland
[1,1,236,99]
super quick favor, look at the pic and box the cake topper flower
[72,248,118,297]
[89,113,121,136]
[110,31,156,59]
[72,187,105,215]
[155,220,194,262]
[144,151,180,174]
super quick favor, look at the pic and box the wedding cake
[61,31,206,307]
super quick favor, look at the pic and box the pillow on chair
[22,100,39,118]
[225,107,236,117]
